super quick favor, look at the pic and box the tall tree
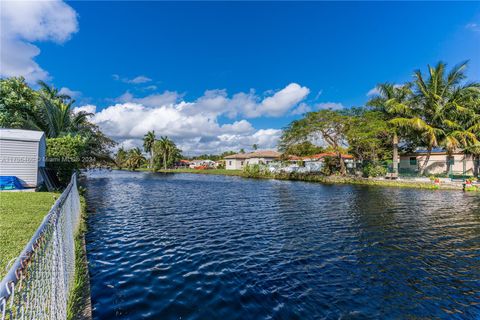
[143,130,156,170]
[346,110,391,162]
[280,109,350,175]
[0,77,39,129]
[115,147,128,169]
[153,136,181,170]
[367,83,413,173]
[252,144,258,150]
[391,61,480,174]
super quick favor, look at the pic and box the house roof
[0,129,45,142]
[405,148,466,156]
[224,150,281,159]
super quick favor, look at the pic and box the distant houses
[224,151,281,170]
[188,159,217,169]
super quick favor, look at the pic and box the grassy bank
[67,195,92,320]
[0,191,91,319]
[0,192,58,278]
[252,172,463,190]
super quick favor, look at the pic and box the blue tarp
[0,176,24,190]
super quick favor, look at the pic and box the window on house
[241,161,244,165]
[409,157,417,166]
[229,161,232,165]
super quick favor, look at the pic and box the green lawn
[0,192,58,277]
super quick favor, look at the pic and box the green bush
[47,135,86,186]
[362,163,387,178]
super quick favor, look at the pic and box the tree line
[114,132,182,171]
[1,77,115,185]
[280,61,480,176]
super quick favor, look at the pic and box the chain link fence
[0,174,81,320]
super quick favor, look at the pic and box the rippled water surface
[84,170,480,319]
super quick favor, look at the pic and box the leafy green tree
[280,109,350,175]
[0,77,115,169]
[46,135,86,185]
[252,144,258,150]
[115,147,128,169]
[346,110,391,161]
[281,141,324,157]
[0,77,39,128]
[143,130,156,170]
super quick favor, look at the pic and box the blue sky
[1,1,479,154]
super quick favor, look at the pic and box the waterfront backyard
[84,170,480,319]
[0,192,57,277]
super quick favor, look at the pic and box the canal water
[84,170,480,319]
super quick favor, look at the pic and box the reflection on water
[84,170,480,319]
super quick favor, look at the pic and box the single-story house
[399,148,478,176]
[0,129,46,188]
[225,150,281,170]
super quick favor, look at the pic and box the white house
[0,129,46,188]
[224,150,281,170]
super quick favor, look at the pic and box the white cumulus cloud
[0,0,78,82]
[73,105,96,115]
[86,84,306,154]
[116,91,180,108]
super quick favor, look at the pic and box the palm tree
[252,144,258,150]
[367,83,413,174]
[125,148,145,171]
[37,80,72,103]
[143,130,156,170]
[36,97,92,138]
[153,136,182,170]
[154,136,172,170]
[391,61,480,175]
